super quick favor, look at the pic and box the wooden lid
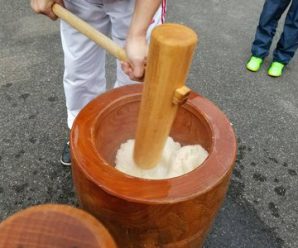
[0,204,117,248]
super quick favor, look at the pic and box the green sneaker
[246,56,263,72]
[268,61,285,77]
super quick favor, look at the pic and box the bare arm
[122,0,162,81]
[31,0,64,20]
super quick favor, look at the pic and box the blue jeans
[251,0,298,64]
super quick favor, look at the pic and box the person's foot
[60,141,71,166]
[268,61,285,77]
[246,56,263,72]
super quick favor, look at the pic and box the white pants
[61,0,166,128]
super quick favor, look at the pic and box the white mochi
[115,137,208,179]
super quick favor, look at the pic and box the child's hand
[122,35,148,82]
[31,0,64,20]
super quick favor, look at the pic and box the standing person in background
[246,0,298,77]
[31,0,166,166]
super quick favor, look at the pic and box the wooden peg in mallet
[133,23,198,169]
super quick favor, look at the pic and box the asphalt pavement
[0,0,297,247]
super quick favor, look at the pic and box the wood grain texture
[134,24,198,169]
[0,204,117,248]
[70,84,237,247]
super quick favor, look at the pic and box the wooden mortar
[70,85,237,247]
[42,6,236,247]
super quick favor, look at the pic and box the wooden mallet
[52,4,197,169]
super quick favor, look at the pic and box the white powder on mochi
[115,137,208,179]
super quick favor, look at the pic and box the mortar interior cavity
[93,96,212,168]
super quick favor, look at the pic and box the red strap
[161,0,167,23]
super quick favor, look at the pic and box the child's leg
[105,0,165,88]
[104,0,135,88]
[251,0,291,59]
[273,0,298,64]
[61,0,110,129]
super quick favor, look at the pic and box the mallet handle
[52,4,127,61]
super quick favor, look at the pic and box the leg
[104,0,135,88]
[61,0,110,129]
[104,0,165,88]
[273,0,298,64]
[251,0,291,58]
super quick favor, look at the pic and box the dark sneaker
[60,141,71,166]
